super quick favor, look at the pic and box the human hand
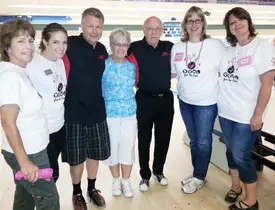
[250,114,262,132]
[19,159,39,183]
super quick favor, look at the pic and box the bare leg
[86,159,99,179]
[235,182,257,208]
[109,164,120,178]
[70,163,84,184]
[121,164,133,179]
[229,169,241,191]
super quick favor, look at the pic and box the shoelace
[89,189,102,194]
[76,195,86,207]
[113,180,121,188]
[88,189,103,201]
[141,179,149,185]
[158,175,165,179]
[123,182,132,194]
[186,179,204,189]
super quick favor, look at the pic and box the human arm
[0,105,39,182]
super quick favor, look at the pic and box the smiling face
[81,15,104,46]
[228,14,250,39]
[112,39,129,60]
[143,17,163,48]
[43,31,68,60]
[7,33,35,67]
[185,12,204,38]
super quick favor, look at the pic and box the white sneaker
[154,174,168,186]
[121,179,134,198]
[181,177,205,194]
[181,174,193,185]
[139,179,150,192]
[112,178,121,196]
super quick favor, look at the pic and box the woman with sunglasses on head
[27,23,68,182]
[0,19,60,210]
[218,7,275,210]
[102,28,137,198]
[171,6,226,194]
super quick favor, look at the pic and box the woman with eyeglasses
[102,28,137,198]
[171,6,226,194]
[26,23,68,182]
[218,7,275,210]
[0,19,60,210]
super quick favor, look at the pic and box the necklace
[185,41,204,70]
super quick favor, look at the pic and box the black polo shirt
[128,37,173,93]
[65,34,108,124]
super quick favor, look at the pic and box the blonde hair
[181,6,210,42]
[81,7,104,23]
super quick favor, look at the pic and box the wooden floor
[1,91,275,210]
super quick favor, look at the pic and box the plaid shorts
[61,120,111,166]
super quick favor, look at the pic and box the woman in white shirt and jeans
[171,6,225,194]
[27,23,68,182]
[218,7,275,210]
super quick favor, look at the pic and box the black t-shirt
[128,37,173,93]
[65,34,108,124]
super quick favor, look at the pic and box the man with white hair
[127,16,174,192]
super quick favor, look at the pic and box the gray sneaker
[181,177,205,194]
[139,179,149,192]
[154,174,168,186]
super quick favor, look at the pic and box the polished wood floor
[1,92,275,210]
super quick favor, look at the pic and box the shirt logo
[237,56,252,68]
[271,57,275,66]
[50,73,66,102]
[162,52,169,56]
[98,55,105,60]
[174,52,184,62]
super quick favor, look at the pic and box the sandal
[229,200,259,210]
[225,188,242,203]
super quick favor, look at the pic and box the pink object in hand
[15,168,53,182]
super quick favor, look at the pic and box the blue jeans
[179,99,217,180]
[219,116,260,183]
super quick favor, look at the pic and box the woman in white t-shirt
[0,19,59,209]
[218,7,275,210]
[171,6,226,194]
[27,23,68,182]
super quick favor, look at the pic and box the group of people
[0,5,274,210]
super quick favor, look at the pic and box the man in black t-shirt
[62,7,110,210]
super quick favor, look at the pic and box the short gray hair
[81,7,104,22]
[109,28,131,51]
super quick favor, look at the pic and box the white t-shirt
[218,36,275,124]
[26,54,67,134]
[0,62,49,154]
[171,38,226,105]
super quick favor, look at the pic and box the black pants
[47,126,65,182]
[136,89,174,180]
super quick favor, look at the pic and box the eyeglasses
[144,27,163,33]
[186,19,202,25]
[113,43,129,48]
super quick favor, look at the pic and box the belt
[138,89,169,99]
